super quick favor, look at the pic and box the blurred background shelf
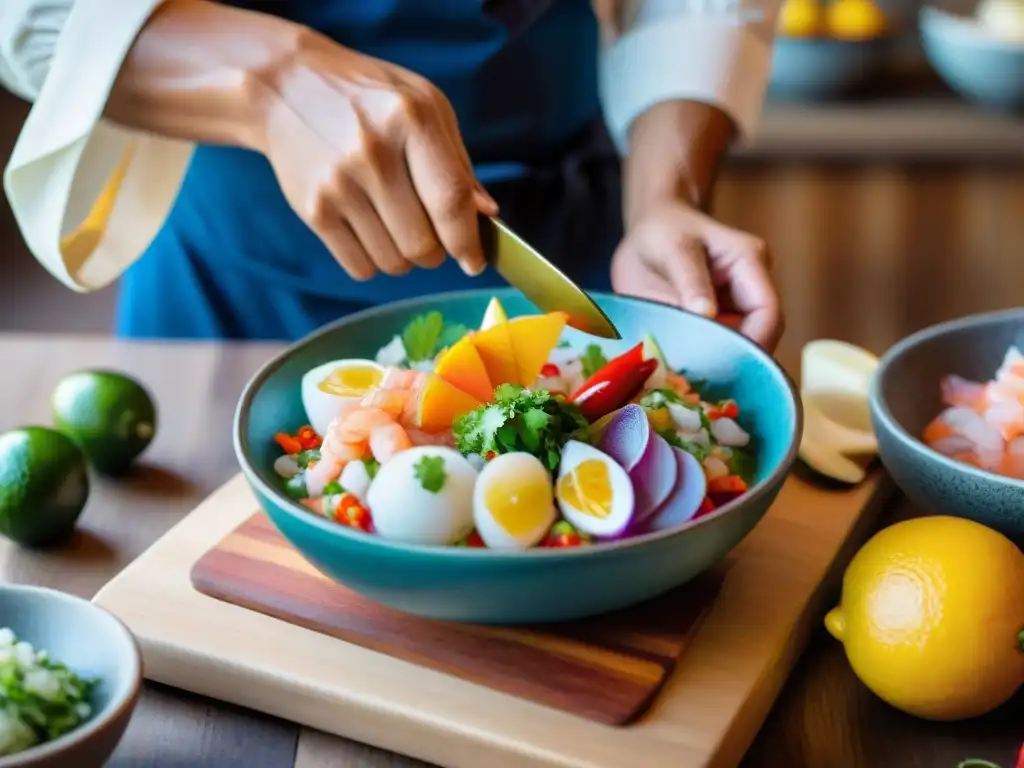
[740,70,1024,162]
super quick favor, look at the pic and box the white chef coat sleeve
[0,0,194,293]
[598,0,783,155]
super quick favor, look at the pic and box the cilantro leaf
[402,312,445,362]
[580,345,608,378]
[727,448,757,484]
[413,454,447,493]
[362,457,380,479]
[453,385,587,472]
[639,388,684,409]
[437,322,471,350]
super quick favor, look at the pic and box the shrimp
[337,407,395,443]
[381,367,423,391]
[360,388,409,419]
[405,427,457,448]
[369,422,413,464]
[305,455,345,496]
[925,345,1024,480]
[323,404,414,468]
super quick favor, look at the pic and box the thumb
[660,239,718,318]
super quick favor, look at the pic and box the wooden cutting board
[191,512,724,726]
[93,469,895,768]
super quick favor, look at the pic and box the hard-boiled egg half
[300,359,385,437]
[554,440,635,538]
[367,446,477,546]
[473,452,556,549]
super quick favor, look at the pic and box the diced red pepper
[540,363,560,377]
[334,493,372,532]
[707,399,739,421]
[485,450,497,461]
[569,343,658,422]
[540,521,590,548]
[542,531,588,548]
[274,432,304,455]
[295,425,323,450]
[693,496,717,520]
[465,530,486,548]
[708,475,748,495]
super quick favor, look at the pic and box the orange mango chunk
[507,312,569,386]
[471,322,520,388]
[414,373,483,432]
[434,336,494,402]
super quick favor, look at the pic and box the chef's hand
[611,199,785,352]
[258,31,497,280]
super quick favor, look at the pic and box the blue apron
[115,0,623,340]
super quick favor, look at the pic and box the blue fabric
[115,0,616,341]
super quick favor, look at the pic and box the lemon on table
[52,370,157,476]
[826,0,888,40]
[778,0,825,37]
[826,516,1024,721]
[0,427,89,547]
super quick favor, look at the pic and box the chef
[0,0,784,348]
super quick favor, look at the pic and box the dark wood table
[0,334,1020,768]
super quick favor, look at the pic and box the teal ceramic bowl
[234,289,801,624]
[0,585,141,768]
[768,37,892,101]
[870,308,1024,545]
[920,7,1024,112]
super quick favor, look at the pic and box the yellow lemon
[825,516,1024,720]
[778,0,826,37]
[826,0,888,40]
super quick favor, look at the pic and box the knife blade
[479,216,621,340]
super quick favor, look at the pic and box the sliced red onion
[629,433,678,525]
[596,404,650,471]
[596,404,679,527]
[639,448,708,533]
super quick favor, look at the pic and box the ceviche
[271,297,757,550]
[923,345,1024,480]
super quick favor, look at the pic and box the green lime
[0,426,90,547]
[52,370,156,476]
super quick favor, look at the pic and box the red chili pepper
[707,399,739,421]
[540,363,560,377]
[334,494,372,532]
[708,475,748,495]
[295,425,323,450]
[569,343,658,422]
[274,432,304,455]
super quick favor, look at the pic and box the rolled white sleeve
[1,0,193,293]
[598,0,783,155]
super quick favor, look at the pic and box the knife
[478,215,622,340]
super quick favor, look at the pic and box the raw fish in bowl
[236,290,801,623]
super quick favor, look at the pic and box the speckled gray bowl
[869,308,1024,544]
[0,585,142,768]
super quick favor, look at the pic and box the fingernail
[459,259,486,277]
[474,185,499,215]
[691,298,717,317]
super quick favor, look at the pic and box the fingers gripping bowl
[234,290,802,623]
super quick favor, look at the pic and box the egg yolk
[318,366,383,396]
[483,474,553,536]
[556,459,614,519]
